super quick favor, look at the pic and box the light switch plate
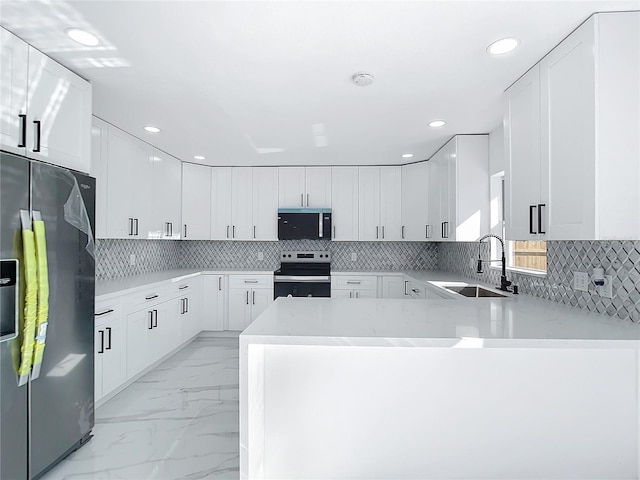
[129,254,136,266]
[573,271,588,292]
[351,253,357,261]
[597,275,613,299]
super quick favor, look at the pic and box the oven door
[274,276,331,299]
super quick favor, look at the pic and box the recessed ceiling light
[65,28,100,47]
[194,155,206,161]
[428,120,446,128]
[487,37,519,55]
[402,153,414,158]
[144,126,160,133]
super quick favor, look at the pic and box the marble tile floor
[41,336,240,480]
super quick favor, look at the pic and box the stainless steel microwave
[277,209,332,240]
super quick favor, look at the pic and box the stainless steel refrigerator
[1,152,95,479]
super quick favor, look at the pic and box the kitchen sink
[443,285,508,298]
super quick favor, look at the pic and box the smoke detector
[352,71,374,87]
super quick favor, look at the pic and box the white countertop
[241,296,640,347]
[96,268,274,297]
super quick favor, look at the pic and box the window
[492,174,547,274]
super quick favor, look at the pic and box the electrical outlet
[351,253,357,261]
[257,252,264,261]
[129,254,136,266]
[573,271,588,292]
[597,275,613,299]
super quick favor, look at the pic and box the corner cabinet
[1,27,92,173]
[428,135,489,242]
[505,12,640,240]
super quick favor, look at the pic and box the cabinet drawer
[331,275,377,290]
[228,274,273,289]
[169,275,201,297]
[408,281,427,299]
[123,284,172,313]
[94,299,123,327]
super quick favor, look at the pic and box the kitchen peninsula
[240,289,640,480]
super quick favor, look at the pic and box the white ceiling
[2,0,639,166]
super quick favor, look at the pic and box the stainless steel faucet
[476,234,515,293]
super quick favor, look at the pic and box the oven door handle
[274,275,331,283]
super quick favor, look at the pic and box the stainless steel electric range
[273,251,331,299]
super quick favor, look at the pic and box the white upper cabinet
[104,126,153,239]
[151,150,182,239]
[504,65,542,240]
[506,12,640,240]
[401,162,429,241]
[1,27,92,173]
[91,117,109,239]
[278,167,331,208]
[231,167,253,240]
[211,167,233,240]
[358,166,402,241]
[252,167,279,240]
[428,135,489,242]
[331,167,359,241]
[182,163,211,240]
[1,28,28,156]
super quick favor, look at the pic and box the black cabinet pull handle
[252,291,255,305]
[253,226,256,239]
[300,193,304,207]
[33,120,41,152]
[179,285,189,290]
[376,226,379,239]
[402,225,405,239]
[441,222,445,239]
[95,309,114,317]
[445,222,449,239]
[232,225,235,238]
[426,224,430,239]
[18,114,27,147]
[226,225,229,238]
[148,311,153,330]
[529,205,537,234]
[537,204,546,234]
[153,309,158,328]
[246,291,249,305]
[145,294,159,300]
[106,327,112,350]
[218,276,222,291]
[134,218,139,236]
[181,298,185,314]
[184,224,187,238]
[128,218,133,236]
[98,330,104,354]
[404,280,409,296]
[186,298,189,313]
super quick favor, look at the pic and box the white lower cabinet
[125,308,156,379]
[94,305,126,403]
[202,275,226,331]
[228,274,274,331]
[176,278,202,342]
[381,276,409,299]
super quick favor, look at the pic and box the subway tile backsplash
[97,238,640,323]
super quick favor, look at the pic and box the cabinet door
[331,167,359,240]
[353,289,377,299]
[228,289,250,331]
[152,150,182,239]
[101,316,127,398]
[401,162,429,241]
[540,18,596,240]
[438,141,454,242]
[381,276,408,299]
[94,326,104,402]
[250,289,273,323]
[105,128,135,238]
[177,296,198,342]
[331,289,353,299]
[427,158,441,240]
[27,47,92,173]
[128,138,154,239]
[211,167,233,239]
[202,275,225,331]
[182,162,212,240]
[358,167,381,241]
[231,167,253,240]
[126,309,154,379]
[91,117,109,239]
[505,65,542,240]
[305,167,332,207]
[252,167,279,240]
[278,167,306,207]
[379,166,403,241]
[0,28,28,155]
